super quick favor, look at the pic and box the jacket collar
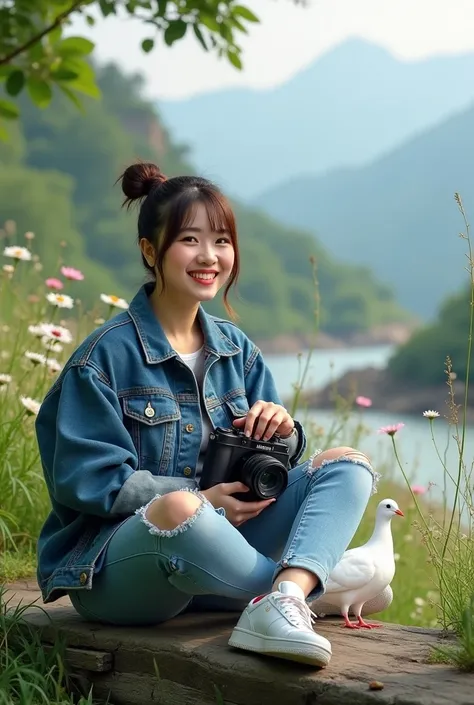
[128,283,241,364]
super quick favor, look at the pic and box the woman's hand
[201,482,275,527]
[232,400,295,441]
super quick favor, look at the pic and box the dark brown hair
[118,162,239,319]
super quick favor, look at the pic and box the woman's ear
[139,238,156,268]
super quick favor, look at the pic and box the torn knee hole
[136,489,207,538]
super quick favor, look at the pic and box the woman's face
[156,202,235,304]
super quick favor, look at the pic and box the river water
[265,345,474,506]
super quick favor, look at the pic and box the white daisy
[100,294,129,310]
[20,395,41,416]
[24,231,35,241]
[28,324,45,338]
[414,597,425,607]
[3,264,14,273]
[42,338,63,353]
[0,373,12,386]
[423,410,440,419]
[3,245,32,261]
[25,351,46,366]
[46,358,62,373]
[40,323,73,344]
[46,292,74,309]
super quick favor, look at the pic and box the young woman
[35,162,389,668]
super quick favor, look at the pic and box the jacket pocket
[122,392,181,476]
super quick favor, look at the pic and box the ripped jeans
[68,453,378,626]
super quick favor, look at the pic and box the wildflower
[3,264,14,273]
[414,597,425,607]
[28,324,45,338]
[0,373,12,386]
[24,231,35,241]
[423,410,440,419]
[61,266,84,281]
[100,294,129,310]
[42,338,63,353]
[20,395,41,416]
[94,317,105,326]
[356,395,372,408]
[46,292,74,309]
[34,262,43,272]
[411,484,427,495]
[25,351,46,366]
[377,423,405,436]
[3,245,32,261]
[40,323,72,344]
[45,277,63,290]
[394,553,400,561]
[46,358,62,373]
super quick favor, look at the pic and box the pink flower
[45,277,63,290]
[356,395,372,408]
[61,266,84,281]
[411,484,427,495]
[377,423,405,436]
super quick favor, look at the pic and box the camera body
[200,426,291,502]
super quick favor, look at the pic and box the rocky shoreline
[297,366,474,421]
[255,323,416,354]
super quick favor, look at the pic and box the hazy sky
[70,0,474,100]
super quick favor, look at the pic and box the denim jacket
[35,283,307,603]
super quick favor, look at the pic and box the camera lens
[240,454,288,500]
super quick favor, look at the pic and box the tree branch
[0,0,86,67]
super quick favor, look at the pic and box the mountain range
[255,100,474,319]
[158,39,474,200]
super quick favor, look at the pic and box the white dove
[323,498,404,629]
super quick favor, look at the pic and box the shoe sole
[228,627,331,668]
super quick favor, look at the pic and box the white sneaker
[228,581,332,667]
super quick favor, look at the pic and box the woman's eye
[217,236,231,244]
[182,236,197,242]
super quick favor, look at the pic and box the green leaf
[0,65,15,80]
[57,37,95,57]
[157,0,168,18]
[52,69,80,82]
[48,25,62,46]
[232,5,259,22]
[5,71,25,97]
[0,122,9,141]
[193,24,208,51]
[98,0,116,16]
[0,99,20,120]
[200,14,220,33]
[26,78,53,108]
[57,83,84,111]
[86,14,95,26]
[164,19,187,46]
[141,38,155,53]
[219,22,233,44]
[227,49,243,70]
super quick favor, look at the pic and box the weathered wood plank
[19,605,474,705]
[43,644,113,672]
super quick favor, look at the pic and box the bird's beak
[394,509,404,517]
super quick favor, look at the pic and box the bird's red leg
[342,613,360,629]
[357,616,382,629]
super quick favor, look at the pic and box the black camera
[199,426,290,502]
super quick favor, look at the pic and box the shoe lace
[276,594,317,630]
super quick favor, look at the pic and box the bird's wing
[325,548,377,593]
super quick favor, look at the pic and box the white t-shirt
[177,346,213,480]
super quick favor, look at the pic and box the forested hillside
[0,63,410,340]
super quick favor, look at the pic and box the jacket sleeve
[243,345,307,466]
[36,364,196,519]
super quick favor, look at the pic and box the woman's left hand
[232,400,295,441]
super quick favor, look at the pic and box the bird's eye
[385,504,391,508]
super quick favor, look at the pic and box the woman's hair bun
[120,162,167,203]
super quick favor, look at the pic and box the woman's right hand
[201,482,275,527]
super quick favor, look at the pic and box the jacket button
[79,572,88,585]
[185,423,194,433]
[183,467,192,476]
[144,402,155,418]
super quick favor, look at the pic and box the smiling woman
[34,160,385,672]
